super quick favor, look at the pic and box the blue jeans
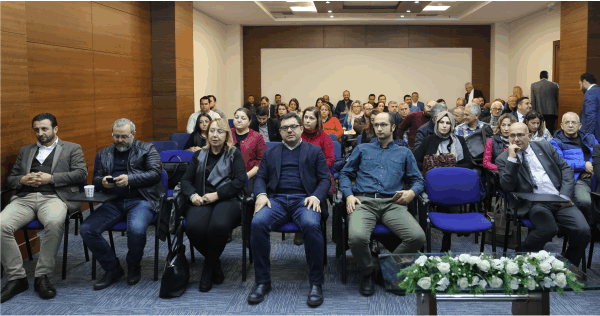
[80,198,155,271]
[251,194,324,285]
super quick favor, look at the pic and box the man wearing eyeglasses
[248,112,330,307]
[80,118,163,291]
[340,112,425,296]
[550,112,598,226]
[496,122,590,268]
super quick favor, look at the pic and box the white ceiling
[193,1,557,26]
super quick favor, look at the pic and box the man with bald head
[550,112,598,224]
[496,122,590,267]
[452,107,465,125]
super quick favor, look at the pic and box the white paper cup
[84,185,95,198]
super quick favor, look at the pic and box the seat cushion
[428,212,491,233]
[372,224,392,235]
[273,222,300,232]
[25,220,44,230]
[168,190,174,197]
[520,219,561,232]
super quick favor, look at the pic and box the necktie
[518,153,538,190]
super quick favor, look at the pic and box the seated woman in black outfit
[412,110,474,252]
[180,118,246,292]
[184,113,212,151]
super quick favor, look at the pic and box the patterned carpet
[2,208,600,315]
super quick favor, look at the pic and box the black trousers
[524,203,590,266]
[544,114,558,134]
[185,199,241,264]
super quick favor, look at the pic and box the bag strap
[168,155,183,162]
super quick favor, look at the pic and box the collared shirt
[516,111,525,123]
[258,124,270,142]
[339,140,425,197]
[455,121,487,137]
[507,145,571,201]
[36,138,59,164]
[282,139,302,151]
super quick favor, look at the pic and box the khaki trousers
[1,193,67,280]
[348,196,425,276]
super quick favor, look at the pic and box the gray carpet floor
[2,209,600,315]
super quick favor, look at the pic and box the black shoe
[94,260,125,290]
[307,285,324,307]
[199,262,213,292]
[127,265,141,285]
[212,259,224,285]
[226,232,233,243]
[34,275,56,299]
[247,282,272,304]
[359,271,376,296]
[293,232,304,245]
[1,278,28,303]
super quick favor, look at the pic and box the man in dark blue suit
[580,73,600,142]
[248,112,331,307]
[411,92,425,112]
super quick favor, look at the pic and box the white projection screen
[261,48,472,109]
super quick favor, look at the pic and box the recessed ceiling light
[406,10,411,12]
[401,15,404,17]
[328,10,332,13]
[415,1,419,3]
[422,5,450,11]
[330,15,334,18]
[326,1,330,3]
[290,4,317,12]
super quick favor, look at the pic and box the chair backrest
[266,142,279,149]
[329,134,338,143]
[228,119,235,128]
[162,169,168,192]
[159,150,194,162]
[150,141,178,153]
[333,141,342,160]
[339,113,347,122]
[169,133,190,150]
[356,135,362,145]
[425,167,480,206]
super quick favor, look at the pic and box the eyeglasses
[280,124,300,131]
[112,134,133,140]
[562,121,580,127]
[373,123,389,128]
[508,133,528,139]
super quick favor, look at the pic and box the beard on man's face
[38,131,55,145]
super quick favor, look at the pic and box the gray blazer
[495,140,574,217]
[6,139,88,214]
[530,79,559,116]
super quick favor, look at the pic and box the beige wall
[490,22,510,100]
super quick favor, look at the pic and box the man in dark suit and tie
[248,112,331,307]
[531,70,559,133]
[465,82,486,105]
[496,122,590,267]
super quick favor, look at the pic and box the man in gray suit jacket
[1,113,87,302]
[496,123,590,267]
[530,70,559,133]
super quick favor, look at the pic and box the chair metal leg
[474,232,479,244]
[121,231,125,236]
[109,231,116,254]
[491,219,497,253]
[503,215,511,257]
[341,219,347,284]
[588,229,595,269]
[83,240,90,262]
[480,229,486,253]
[23,229,33,261]
[582,252,587,273]
[562,236,568,254]
[426,219,432,253]
[282,233,285,241]
[62,220,69,280]
[322,221,328,266]
[516,221,522,252]
[154,232,159,281]
[92,255,97,280]
[249,244,253,263]
[242,238,247,282]
[189,240,195,263]
[74,216,79,236]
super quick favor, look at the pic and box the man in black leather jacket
[80,118,163,290]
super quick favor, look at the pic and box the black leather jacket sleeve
[128,144,162,188]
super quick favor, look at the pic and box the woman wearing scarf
[483,113,517,171]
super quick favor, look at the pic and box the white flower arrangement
[398,252,584,297]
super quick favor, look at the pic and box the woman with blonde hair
[180,118,246,292]
[512,86,524,99]
[342,100,363,131]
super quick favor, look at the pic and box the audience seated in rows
[322,95,335,114]
[244,95,260,114]
[289,98,302,115]
[340,112,426,296]
[414,103,448,150]
[550,112,598,225]
[360,110,381,145]
[512,97,532,123]
[249,112,330,307]
[269,94,282,118]
[404,94,420,113]
[181,119,246,292]
[397,100,435,148]
[455,97,466,109]
[342,100,363,132]
[250,106,282,143]
[367,93,376,105]
[2,113,87,302]
[334,90,352,118]
[412,92,425,112]
[184,113,211,151]
[319,103,343,141]
[375,102,386,113]
[208,95,226,120]
[81,118,164,290]
[353,103,374,135]
[502,95,518,115]
[496,122,590,267]
[452,106,465,126]
[483,113,517,171]
[232,108,267,195]
[187,96,221,133]
[275,103,289,120]
[525,110,553,142]
[482,101,504,128]
[455,103,487,137]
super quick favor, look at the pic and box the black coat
[412,134,473,171]
[250,118,282,142]
[465,89,486,104]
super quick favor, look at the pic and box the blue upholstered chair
[329,134,338,143]
[149,141,178,153]
[356,135,362,145]
[266,142,279,149]
[228,119,235,129]
[159,150,194,163]
[169,133,190,151]
[422,167,496,253]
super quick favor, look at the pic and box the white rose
[471,276,480,286]
[434,256,442,262]
[437,262,451,274]
[551,273,556,279]
[506,262,519,275]
[479,279,488,288]
[457,277,470,289]
[537,250,549,260]
[543,277,555,288]
[509,278,520,290]
[417,277,432,289]
[489,276,503,288]
[468,256,482,265]
[436,277,450,291]
[551,259,565,270]
[527,277,537,291]
[459,254,471,263]
[415,255,428,267]
[477,260,491,272]
[555,273,567,288]
[539,261,552,274]
[492,259,504,270]
[526,264,537,276]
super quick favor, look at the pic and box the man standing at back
[187,96,222,133]
[530,71,559,133]
[465,82,486,105]
[334,90,352,118]
[1,113,87,302]
[579,73,600,142]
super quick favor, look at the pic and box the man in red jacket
[396,100,435,149]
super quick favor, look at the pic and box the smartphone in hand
[106,177,116,183]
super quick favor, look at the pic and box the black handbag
[163,155,188,190]
[465,125,493,164]
[159,219,190,298]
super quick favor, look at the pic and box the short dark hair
[256,106,269,116]
[261,96,269,102]
[368,94,376,98]
[248,94,254,97]
[403,94,411,100]
[378,94,386,99]
[516,96,529,106]
[32,113,58,128]
[275,94,281,98]
[412,92,419,95]
[200,96,210,104]
[279,112,301,126]
[302,106,323,133]
[540,71,549,79]
[436,99,445,103]
[207,95,217,102]
[234,108,253,121]
[581,73,596,84]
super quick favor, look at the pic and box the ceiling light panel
[422,5,450,11]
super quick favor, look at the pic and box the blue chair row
[169,133,190,151]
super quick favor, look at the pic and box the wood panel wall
[243,25,491,105]
[1,1,153,186]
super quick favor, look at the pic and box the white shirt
[36,138,59,164]
[282,139,302,151]
[467,90,474,105]
[588,84,597,91]
[516,111,525,123]
[507,145,571,201]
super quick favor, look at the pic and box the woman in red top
[231,108,267,194]
[319,103,343,141]
[483,113,517,171]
